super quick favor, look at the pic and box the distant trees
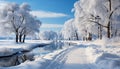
[90,15,104,39]
[61,19,79,40]
[39,31,58,40]
[0,3,41,43]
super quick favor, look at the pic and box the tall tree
[0,2,41,43]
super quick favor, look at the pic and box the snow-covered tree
[39,31,58,40]
[72,0,98,40]
[0,2,41,43]
[65,0,120,40]
[61,0,120,41]
[95,0,120,38]
[61,19,79,40]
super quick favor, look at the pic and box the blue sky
[5,0,78,32]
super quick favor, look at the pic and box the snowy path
[40,46,77,69]
[62,47,96,69]
[41,46,96,69]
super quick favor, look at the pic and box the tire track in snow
[44,46,78,69]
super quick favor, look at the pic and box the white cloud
[0,0,8,3]
[41,24,63,28]
[30,10,68,18]
[0,0,10,10]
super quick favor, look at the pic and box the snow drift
[96,53,120,69]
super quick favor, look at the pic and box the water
[0,40,77,67]
[31,40,74,57]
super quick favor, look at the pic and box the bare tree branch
[89,20,108,28]
[109,5,120,19]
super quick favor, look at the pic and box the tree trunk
[19,34,22,42]
[107,0,111,38]
[100,25,102,39]
[83,37,85,41]
[88,33,92,41]
[110,22,113,38]
[115,29,117,37]
[85,30,87,41]
[69,38,70,40]
[75,31,79,40]
[107,22,111,38]
[16,30,19,43]
[23,35,26,43]
[16,34,19,43]
[98,26,100,39]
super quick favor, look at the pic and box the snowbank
[95,53,120,69]
[0,40,51,67]
[0,46,68,69]
[77,39,120,69]
[85,47,100,63]
[0,40,51,57]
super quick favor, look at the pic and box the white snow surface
[0,39,120,69]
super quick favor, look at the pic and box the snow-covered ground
[0,38,120,69]
[0,40,52,57]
